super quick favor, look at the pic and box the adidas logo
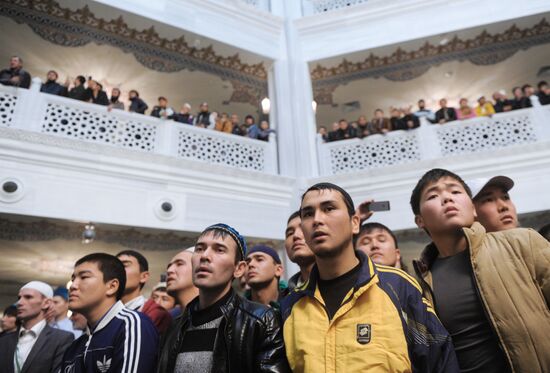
[96,355,112,373]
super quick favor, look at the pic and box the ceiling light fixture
[82,223,96,244]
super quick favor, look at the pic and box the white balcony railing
[0,78,278,174]
[302,0,370,16]
[317,103,550,176]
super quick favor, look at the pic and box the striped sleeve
[115,309,159,373]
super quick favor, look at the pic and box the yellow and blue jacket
[281,251,459,373]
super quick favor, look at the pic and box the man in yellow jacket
[412,168,550,373]
[281,182,459,373]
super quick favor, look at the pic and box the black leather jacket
[158,290,290,373]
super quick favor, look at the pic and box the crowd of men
[0,56,275,141]
[1,169,549,372]
[320,83,550,142]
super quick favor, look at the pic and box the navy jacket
[60,301,158,373]
[40,81,67,96]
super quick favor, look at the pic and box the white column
[270,0,319,178]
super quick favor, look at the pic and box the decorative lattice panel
[177,130,266,171]
[436,115,537,156]
[329,133,421,174]
[0,91,18,127]
[309,0,369,13]
[239,0,260,6]
[41,103,157,151]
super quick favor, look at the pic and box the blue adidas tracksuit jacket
[60,301,158,373]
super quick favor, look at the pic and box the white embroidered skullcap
[21,281,53,298]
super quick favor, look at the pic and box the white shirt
[14,319,46,372]
[51,316,83,339]
[124,295,145,312]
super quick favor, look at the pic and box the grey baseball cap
[468,176,514,200]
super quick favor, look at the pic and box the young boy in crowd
[411,168,550,373]
[61,253,158,373]
[284,211,315,290]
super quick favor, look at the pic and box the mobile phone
[368,200,390,212]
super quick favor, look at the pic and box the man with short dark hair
[537,80,550,105]
[165,248,199,317]
[415,99,435,122]
[284,211,315,291]
[355,222,407,271]
[369,109,392,134]
[68,76,88,101]
[158,223,290,373]
[411,168,550,373]
[128,90,148,114]
[400,106,420,130]
[435,98,457,124]
[468,175,518,232]
[245,115,260,139]
[0,56,31,88]
[282,182,458,372]
[334,119,357,140]
[0,281,73,373]
[151,96,174,119]
[230,113,244,136]
[511,86,526,110]
[116,250,171,334]
[245,245,287,306]
[1,305,17,336]
[88,80,109,106]
[40,70,67,96]
[60,253,158,373]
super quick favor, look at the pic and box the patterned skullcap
[202,223,247,260]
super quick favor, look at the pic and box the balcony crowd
[1,52,550,373]
[0,56,275,141]
[319,82,550,142]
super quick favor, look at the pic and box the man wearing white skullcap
[0,281,73,373]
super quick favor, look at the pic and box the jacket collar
[414,222,487,276]
[303,250,376,296]
[87,300,125,335]
[124,295,145,311]
[462,222,487,256]
[185,288,239,322]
